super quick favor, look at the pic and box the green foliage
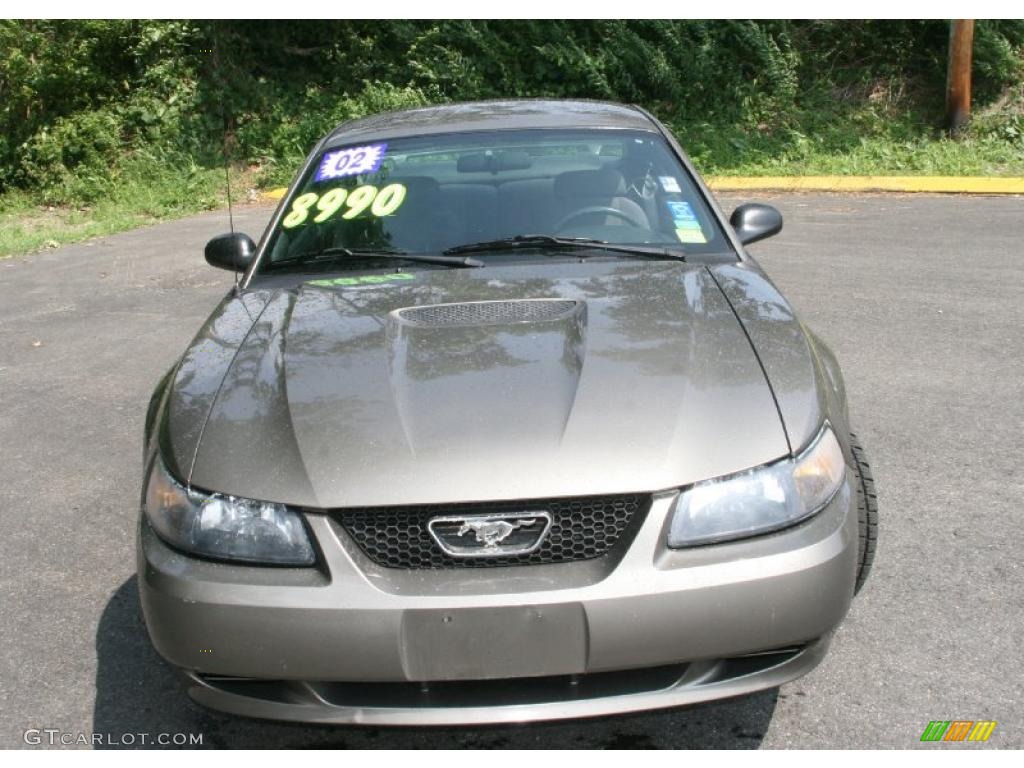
[1,19,1023,211]
[20,109,124,199]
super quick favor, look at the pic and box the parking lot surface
[1,192,1021,748]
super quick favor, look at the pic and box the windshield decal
[281,183,407,229]
[675,228,707,244]
[659,176,682,194]
[314,143,388,181]
[306,272,416,289]
[667,200,707,244]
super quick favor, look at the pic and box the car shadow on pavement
[94,577,778,749]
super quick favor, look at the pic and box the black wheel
[849,432,878,595]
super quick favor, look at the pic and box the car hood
[169,260,791,508]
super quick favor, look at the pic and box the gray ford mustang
[138,99,878,725]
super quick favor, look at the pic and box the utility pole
[946,20,974,137]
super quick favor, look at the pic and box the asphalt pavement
[1,192,1021,748]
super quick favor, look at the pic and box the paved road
[1,193,1021,749]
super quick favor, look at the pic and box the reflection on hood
[173,261,790,507]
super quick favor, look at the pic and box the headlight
[667,426,846,547]
[144,456,315,565]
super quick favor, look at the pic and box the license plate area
[400,604,587,681]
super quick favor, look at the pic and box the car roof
[324,99,658,148]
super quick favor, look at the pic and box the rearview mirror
[729,203,783,246]
[205,232,256,272]
[457,151,532,173]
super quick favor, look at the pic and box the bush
[20,109,126,201]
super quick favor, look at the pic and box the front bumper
[138,480,858,725]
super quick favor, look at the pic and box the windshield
[260,129,729,273]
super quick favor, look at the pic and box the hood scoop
[395,299,579,328]
[386,299,587,456]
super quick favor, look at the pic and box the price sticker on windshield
[281,183,407,229]
[314,143,387,182]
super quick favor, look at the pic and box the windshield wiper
[443,234,685,261]
[273,246,484,269]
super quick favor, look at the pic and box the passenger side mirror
[729,203,783,246]
[205,232,256,272]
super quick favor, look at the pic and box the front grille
[335,493,650,569]
[396,300,577,327]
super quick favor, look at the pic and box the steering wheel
[555,206,645,232]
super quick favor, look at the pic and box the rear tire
[849,432,878,595]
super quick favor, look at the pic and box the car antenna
[223,150,241,292]
[223,145,235,235]
[213,34,240,292]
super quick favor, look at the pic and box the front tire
[849,432,878,595]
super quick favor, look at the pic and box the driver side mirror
[205,232,256,272]
[729,203,783,246]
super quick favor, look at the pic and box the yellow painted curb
[261,176,1024,201]
[707,176,1024,194]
